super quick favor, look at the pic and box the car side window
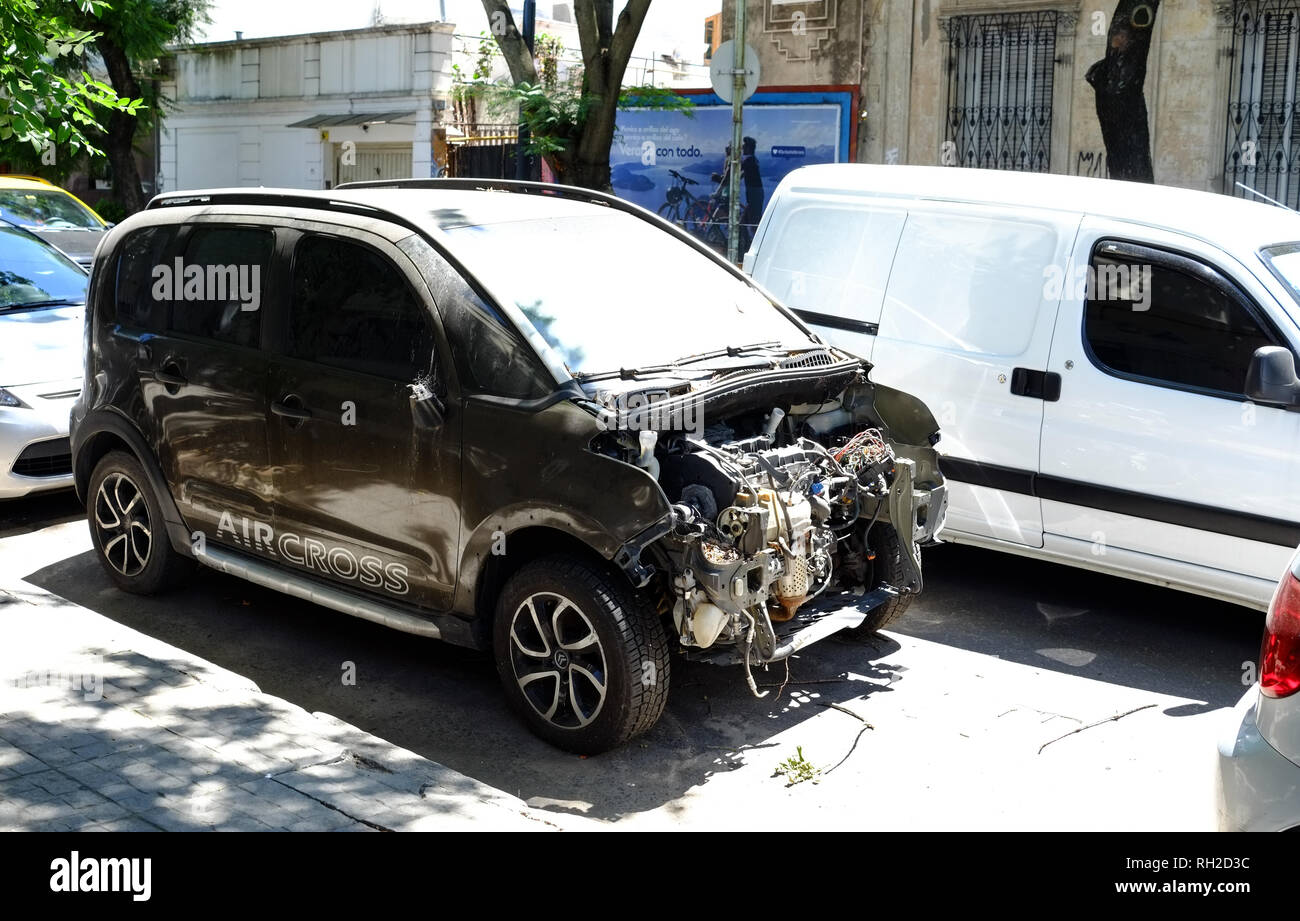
[167,226,272,348]
[290,234,434,381]
[397,234,552,399]
[1084,248,1274,397]
[115,225,175,328]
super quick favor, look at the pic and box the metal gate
[944,11,1058,173]
[336,145,413,185]
[446,124,519,180]
[1224,1,1300,207]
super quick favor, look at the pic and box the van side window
[882,213,1058,356]
[290,234,434,381]
[168,226,272,348]
[755,205,903,325]
[115,226,175,328]
[1084,251,1274,397]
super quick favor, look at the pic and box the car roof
[0,176,57,190]
[148,185,617,236]
[776,164,1300,260]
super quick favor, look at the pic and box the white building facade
[160,22,455,192]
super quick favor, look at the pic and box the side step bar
[193,543,442,639]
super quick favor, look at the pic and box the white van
[744,164,1300,611]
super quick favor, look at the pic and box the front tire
[87,451,193,594]
[493,555,670,754]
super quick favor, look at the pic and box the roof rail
[144,188,433,237]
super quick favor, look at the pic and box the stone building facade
[721,1,1296,207]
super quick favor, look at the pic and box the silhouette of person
[740,136,764,229]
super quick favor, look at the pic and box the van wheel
[493,555,670,754]
[846,523,913,636]
[87,451,193,594]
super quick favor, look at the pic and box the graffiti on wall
[1075,149,1107,178]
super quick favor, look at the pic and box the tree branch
[573,0,607,93]
[479,0,538,85]
[607,0,652,91]
[594,0,614,47]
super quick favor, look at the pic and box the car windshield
[442,210,814,376]
[1262,244,1300,314]
[0,226,89,310]
[0,188,103,231]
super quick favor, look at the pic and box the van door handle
[1010,368,1062,402]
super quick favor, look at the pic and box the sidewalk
[0,582,554,832]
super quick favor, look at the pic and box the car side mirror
[1246,346,1300,409]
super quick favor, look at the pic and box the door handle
[1009,368,1062,402]
[272,395,313,425]
[154,363,187,388]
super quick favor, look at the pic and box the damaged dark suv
[69,180,947,753]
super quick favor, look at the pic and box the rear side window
[167,226,272,348]
[289,234,434,381]
[1084,251,1274,397]
[753,205,904,325]
[115,226,174,328]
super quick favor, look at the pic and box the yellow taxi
[0,175,108,266]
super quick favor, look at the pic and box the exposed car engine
[589,383,939,696]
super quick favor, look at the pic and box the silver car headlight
[0,387,28,408]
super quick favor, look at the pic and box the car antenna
[1235,181,1295,211]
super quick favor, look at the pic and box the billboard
[610,88,857,250]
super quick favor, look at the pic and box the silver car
[1216,546,1300,831]
[0,223,88,499]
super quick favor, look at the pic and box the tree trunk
[96,33,147,213]
[481,0,649,192]
[569,94,618,191]
[1086,1,1160,183]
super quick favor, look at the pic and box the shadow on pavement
[895,543,1265,713]
[25,549,906,821]
[0,489,82,538]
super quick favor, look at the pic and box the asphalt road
[1,488,1265,829]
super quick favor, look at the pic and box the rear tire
[846,523,914,636]
[493,554,670,754]
[87,451,194,594]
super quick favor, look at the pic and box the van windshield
[442,210,814,377]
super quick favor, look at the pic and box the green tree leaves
[0,0,142,158]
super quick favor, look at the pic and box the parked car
[1216,546,1300,831]
[69,180,947,752]
[0,223,88,499]
[745,164,1300,612]
[0,175,109,268]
